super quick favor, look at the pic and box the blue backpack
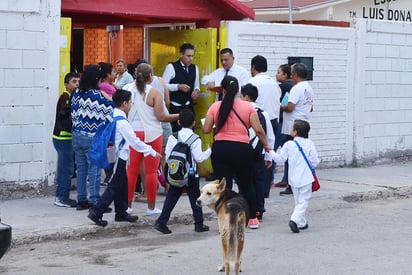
[88,112,126,169]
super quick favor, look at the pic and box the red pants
[127,132,162,202]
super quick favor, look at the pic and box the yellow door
[150,28,217,176]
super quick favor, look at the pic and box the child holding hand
[265,119,319,233]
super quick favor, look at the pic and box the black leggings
[211,140,257,219]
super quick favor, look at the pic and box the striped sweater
[71,88,114,134]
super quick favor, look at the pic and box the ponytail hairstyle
[98,62,113,81]
[135,63,153,97]
[216,75,239,133]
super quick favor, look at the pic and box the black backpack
[56,91,72,132]
[165,132,199,188]
[249,107,267,159]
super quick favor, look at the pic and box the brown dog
[196,178,249,275]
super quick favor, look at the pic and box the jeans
[72,131,101,205]
[53,138,74,199]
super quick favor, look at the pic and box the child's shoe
[248,218,259,229]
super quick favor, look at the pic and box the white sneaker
[146,208,161,216]
[126,207,133,215]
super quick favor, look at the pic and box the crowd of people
[52,43,319,233]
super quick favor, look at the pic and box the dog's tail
[227,209,247,266]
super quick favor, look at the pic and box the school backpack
[56,91,73,132]
[165,132,199,188]
[249,107,267,159]
[87,112,126,169]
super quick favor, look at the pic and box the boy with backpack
[88,89,161,227]
[240,84,275,221]
[154,109,211,234]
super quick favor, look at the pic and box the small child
[154,109,212,234]
[240,83,275,222]
[88,89,161,227]
[265,119,319,233]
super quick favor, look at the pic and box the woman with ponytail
[125,63,178,216]
[202,76,272,229]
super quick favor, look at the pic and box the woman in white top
[126,63,178,216]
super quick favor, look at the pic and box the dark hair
[279,64,291,79]
[98,62,113,80]
[79,64,101,91]
[64,72,80,84]
[251,55,267,72]
[240,83,258,102]
[179,43,194,53]
[220,48,233,56]
[291,63,308,79]
[135,63,153,95]
[216,76,239,133]
[112,89,131,108]
[179,109,195,128]
[134,58,148,66]
[293,119,310,138]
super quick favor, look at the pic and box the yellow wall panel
[150,28,218,176]
[59,18,71,94]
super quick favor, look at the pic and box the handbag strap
[293,140,315,174]
[231,107,249,136]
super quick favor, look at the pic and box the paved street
[0,161,411,274]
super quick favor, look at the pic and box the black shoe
[299,224,309,230]
[115,215,139,223]
[104,207,112,214]
[195,224,209,232]
[256,211,263,221]
[76,201,91,211]
[88,210,108,227]
[289,220,299,233]
[280,185,293,196]
[154,224,172,234]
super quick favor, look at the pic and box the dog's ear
[218,177,227,191]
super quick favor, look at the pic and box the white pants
[290,183,312,227]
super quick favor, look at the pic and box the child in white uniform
[265,119,319,233]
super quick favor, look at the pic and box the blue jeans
[53,138,74,199]
[72,131,101,205]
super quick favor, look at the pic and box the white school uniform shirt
[282,80,314,135]
[250,102,275,152]
[113,108,157,161]
[165,127,211,172]
[201,64,250,88]
[249,72,281,121]
[265,136,319,188]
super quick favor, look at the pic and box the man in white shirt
[162,43,200,132]
[279,63,314,196]
[201,48,250,101]
[249,55,281,147]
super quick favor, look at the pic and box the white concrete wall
[0,0,61,185]
[224,19,412,167]
[353,19,412,162]
[224,20,356,167]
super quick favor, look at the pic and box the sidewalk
[1,161,411,246]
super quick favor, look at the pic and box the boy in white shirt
[88,89,161,227]
[265,119,319,233]
[154,109,211,234]
[240,83,275,222]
